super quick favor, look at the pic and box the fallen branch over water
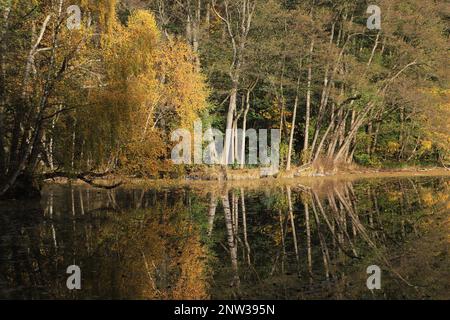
[42,171,123,190]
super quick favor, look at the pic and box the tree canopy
[0,0,448,197]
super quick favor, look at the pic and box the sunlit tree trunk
[304,201,313,278]
[208,192,218,236]
[222,192,240,290]
[212,0,255,166]
[240,83,256,168]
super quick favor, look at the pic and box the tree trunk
[240,89,251,168]
[0,6,11,179]
[223,82,238,165]
[303,40,315,156]
[287,187,300,273]
[222,192,240,288]
[287,77,300,170]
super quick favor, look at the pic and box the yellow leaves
[421,191,435,206]
[102,206,211,300]
[158,39,209,128]
[105,11,160,80]
[425,87,450,96]
[172,233,210,300]
[124,11,160,69]
[420,190,448,207]
[386,141,400,154]
[105,9,208,130]
[119,131,167,177]
[76,0,118,35]
[419,86,450,156]
[84,9,209,176]
[420,140,433,152]
[387,191,403,202]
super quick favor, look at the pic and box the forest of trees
[0,0,448,198]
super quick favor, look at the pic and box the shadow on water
[0,176,449,300]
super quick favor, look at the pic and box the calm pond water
[0,176,449,300]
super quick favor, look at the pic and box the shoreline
[47,167,450,191]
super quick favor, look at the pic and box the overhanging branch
[42,171,123,190]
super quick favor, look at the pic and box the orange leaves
[172,233,210,300]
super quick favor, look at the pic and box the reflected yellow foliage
[172,233,210,300]
[387,191,403,202]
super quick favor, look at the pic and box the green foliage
[354,154,382,168]
[0,0,448,195]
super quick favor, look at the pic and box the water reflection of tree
[0,177,448,299]
[0,186,211,299]
[207,177,449,299]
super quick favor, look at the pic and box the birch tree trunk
[240,89,251,168]
[212,0,255,166]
